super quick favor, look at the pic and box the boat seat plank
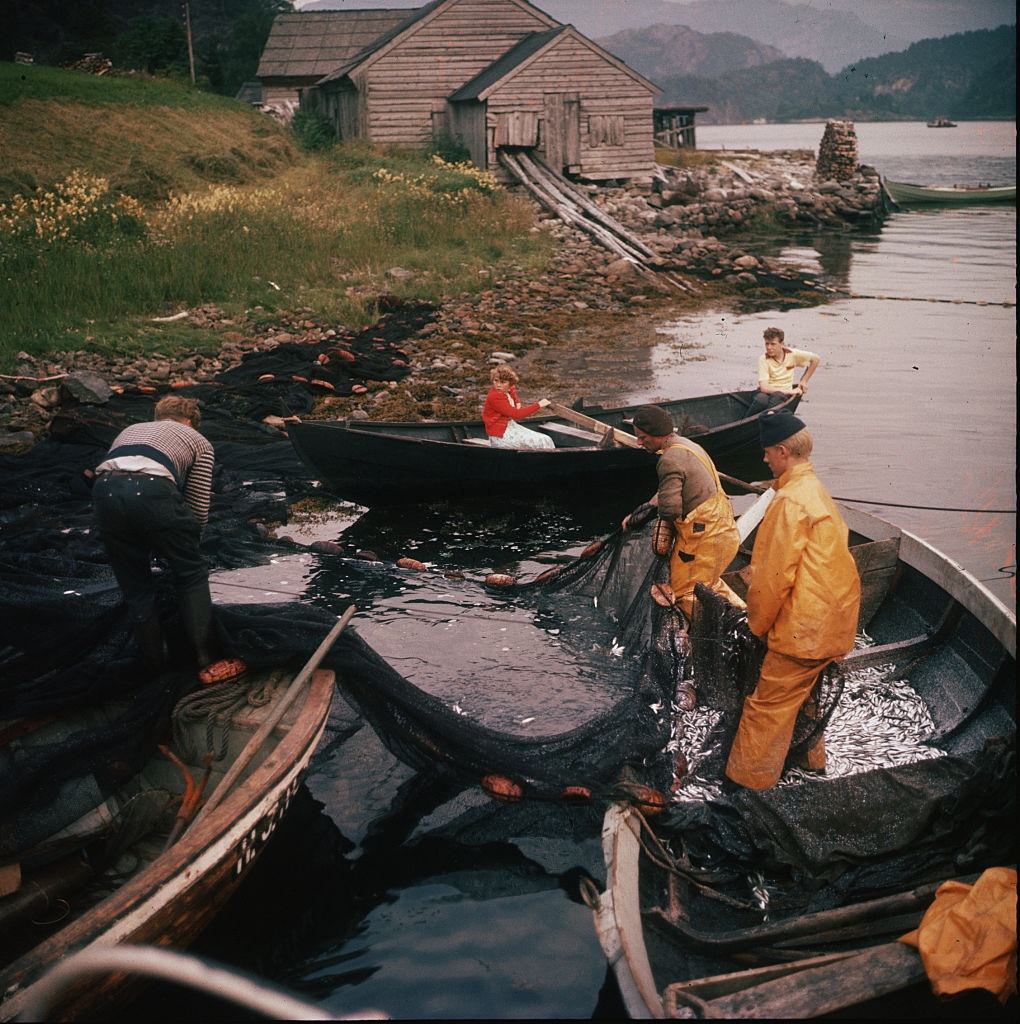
[537,422,605,444]
[694,941,925,1019]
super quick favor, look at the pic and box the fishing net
[1,337,1014,898]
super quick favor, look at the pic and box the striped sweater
[97,420,215,525]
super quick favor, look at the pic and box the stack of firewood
[64,53,113,75]
[815,120,859,181]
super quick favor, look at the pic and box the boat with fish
[287,391,800,505]
[0,622,345,1021]
[589,502,1016,1018]
[882,178,1016,206]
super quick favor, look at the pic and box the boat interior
[332,391,766,448]
[0,668,312,977]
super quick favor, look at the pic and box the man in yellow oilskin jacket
[621,404,744,618]
[725,410,861,790]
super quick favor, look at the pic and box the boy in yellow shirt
[749,326,820,414]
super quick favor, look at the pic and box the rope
[831,497,1015,514]
[824,287,1015,309]
[171,676,281,763]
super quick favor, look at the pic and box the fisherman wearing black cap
[621,404,744,618]
[725,410,861,790]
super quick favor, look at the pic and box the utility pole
[184,2,196,84]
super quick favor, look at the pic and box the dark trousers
[748,391,789,415]
[92,472,208,625]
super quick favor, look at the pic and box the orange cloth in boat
[899,867,1018,1003]
[724,649,830,790]
[657,438,744,618]
[745,462,860,660]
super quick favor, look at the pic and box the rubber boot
[178,584,216,670]
[135,612,168,675]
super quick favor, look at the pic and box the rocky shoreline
[0,135,884,451]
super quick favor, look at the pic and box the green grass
[0,150,552,368]
[0,62,241,109]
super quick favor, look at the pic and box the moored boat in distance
[926,115,957,127]
[590,503,1016,1018]
[883,178,1016,205]
[287,391,800,506]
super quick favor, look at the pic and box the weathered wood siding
[450,101,489,167]
[484,35,655,181]
[361,0,553,146]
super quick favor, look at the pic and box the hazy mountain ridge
[598,23,784,83]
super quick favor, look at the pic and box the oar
[185,605,356,834]
[545,401,642,448]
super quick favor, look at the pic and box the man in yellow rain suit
[725,410,861,790]
[622,404,744,618]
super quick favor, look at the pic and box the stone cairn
[815,120,859,181]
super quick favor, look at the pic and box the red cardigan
[483,386,541,438]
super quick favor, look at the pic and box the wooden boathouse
[262,0,662,182]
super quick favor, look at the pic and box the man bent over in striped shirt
[93,395,216,674]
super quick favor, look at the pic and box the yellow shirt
[758,347,817,390]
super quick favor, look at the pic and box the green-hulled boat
[883,178,1016,206]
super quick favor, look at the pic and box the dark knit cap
[759,409,806,447]
[629,404,675,436]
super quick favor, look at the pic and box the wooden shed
[255,8,414,106]
[448,25,660,181]
[299,0,661,182]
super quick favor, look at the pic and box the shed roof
[256,9,418,80]
[448,27,564,101]
[448,24,660,103]
[317,0,445,85]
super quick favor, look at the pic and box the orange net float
[170,380,196,390]
[619,783,667,815]
[258,373,275,382]
[316,353,330,365]
[197,658,248,687]
[310,379,335,391]
[481,775,523,803]
[484,573,516,587]
[533,567,563,585]
[650,582,676,608]
[578,538,606,560]
[651,518,675,557]
[443,570,466,580]
[137,385,158,394]
[396,557,427,571]
[292,375,309,384]
[333,349,357,362]
[559,785,592,801]
[351,384,369,394]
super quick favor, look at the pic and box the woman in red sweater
[482,365,554,449]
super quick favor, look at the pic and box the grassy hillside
[0,64,550,369]
[0,63,297,201]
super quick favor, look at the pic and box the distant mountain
[795,0,1016,45]
[835,25,1016,120]
[656,58,844,125]
[542,0,905,71]
[653,24,1015,124]
[598,23,784,83]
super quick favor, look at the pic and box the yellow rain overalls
[725,462,861,790]
[660,439,744,619]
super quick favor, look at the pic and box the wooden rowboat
[592,504,1016,1018]
[0,664,337,1021]
[288,391,799,506]
[883,178,1016,205]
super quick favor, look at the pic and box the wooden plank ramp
[499,150,693,294]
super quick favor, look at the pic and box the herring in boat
[590,503,1016,1018]
[0,612,351,1021]
[287,391,800,505]
[882,178,1016,205]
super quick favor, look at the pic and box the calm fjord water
[131,122,1015,1020]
